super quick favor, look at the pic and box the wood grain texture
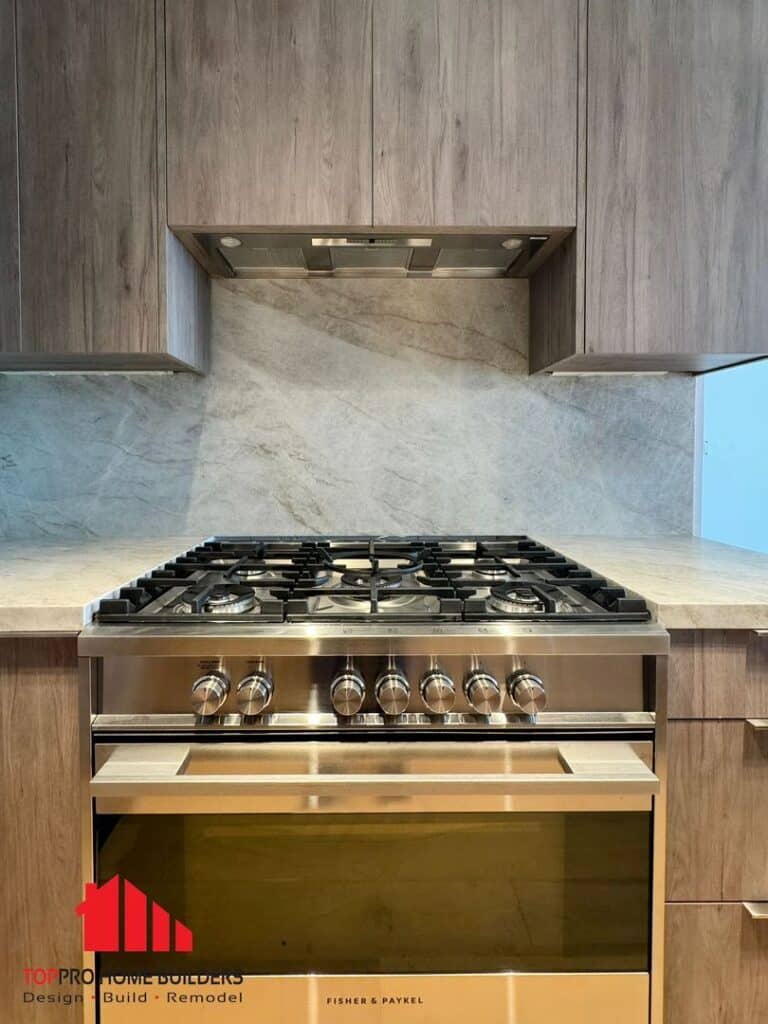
[667,720,768,901]
[668,630,749,719]
[747,632,768,718]
[0,638,83,1023]
[665,903,768,1024]
[166,0,372,227]
[373,0,578,227]
[586,0,768,359]
[16,0,159,358]
[529,230,579,373]
[164,229,210,372]
[0,0,20,354]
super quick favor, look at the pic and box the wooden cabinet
[166,0,373,228]
[0,0,19,356]
[372,0,578,227]
[1,0,208,371]
[668,630,768,720]
[667,720,768,902]
[531,0,768,374]
[0,638,84,1023]
[665,903,768,1024]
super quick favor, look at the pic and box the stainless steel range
[78,536,668,1024]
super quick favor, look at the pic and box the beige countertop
[1,535,767,634]
[543,535,768,630]
[0,537,198,634]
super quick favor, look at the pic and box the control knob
[237,670,274,716]
[508,670,547,716]
[330,667,366,717]
[464,669,502,715]
[375,667,410,717]
[420,669,455,714]
[190,670,230,717]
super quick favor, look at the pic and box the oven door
[91,739,658,1024]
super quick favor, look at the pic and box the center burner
[95,536,652,624]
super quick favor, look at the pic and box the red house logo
[76,875,193,953]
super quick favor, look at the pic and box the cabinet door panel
[373,0,578,227]
[0,0,19,355]
[17,0,159,358]
[586,0,768,359]
[665,903,768,1024]
[667,721,768,901]
[166,0,372,227]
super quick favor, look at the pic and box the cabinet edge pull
[743,902,768,920]
[747,719,768,732]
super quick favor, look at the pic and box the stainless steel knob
[464,669,502,715]
[237,670,273,716]
[375,668,410,717]
[508,670,547,716]
[420,669,455,714]
[330,668,366,717]
[191,670,230,717]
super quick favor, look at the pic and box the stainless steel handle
[91,740,659,815]
[743,902,768,920]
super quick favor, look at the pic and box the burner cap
[487,585,546,615]
[340,571,403,590]
[234,565,268,582]
[474,559,512,578]
[174,585,257,615]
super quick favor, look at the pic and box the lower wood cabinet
[665,903,768,1024]
[0,638,83,1023]
[667,720,768,902]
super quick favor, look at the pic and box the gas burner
[233,566,268,583]
[340,571,403,590]
[325,590,420,611]
[175,586,257,616]
[487,586,547,615]
[473,559,514,578]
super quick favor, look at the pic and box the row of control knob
[191,669,272,717]
[330,665,546,718]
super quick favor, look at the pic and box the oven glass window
[97,812,650,975]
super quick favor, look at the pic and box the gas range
[94,535,652,625]
[80,536,668,1022]
[80,535,666,732]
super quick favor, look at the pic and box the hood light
[219,236,242,248]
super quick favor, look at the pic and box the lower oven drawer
[98,972,649,1023]
[92,738,658,814]
[90,740,656,1021]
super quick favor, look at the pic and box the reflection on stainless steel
[236,670,273,716]
[507,670,548,716]
[330,667,366,717]
[464,669,502,715]
[190,671,230,716]
[420,669,456,714]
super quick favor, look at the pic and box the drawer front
[667,721,768,901]
[669,630,768,720]
[665,903,768,1024]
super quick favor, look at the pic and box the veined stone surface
[0,279,695,539]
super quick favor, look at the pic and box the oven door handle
[91,740,659,814]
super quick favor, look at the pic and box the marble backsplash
[0,279,695,540]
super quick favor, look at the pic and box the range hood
[184,230,568,279]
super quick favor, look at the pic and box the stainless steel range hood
[182,230,568,279]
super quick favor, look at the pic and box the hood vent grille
[189,231,563,279]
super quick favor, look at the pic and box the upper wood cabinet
[531,0,768,374]
[0,0,20,356]
[372,0,578,227]
[1,0,207,372]
[166,0,373,228]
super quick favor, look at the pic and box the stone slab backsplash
[0,279,695,539]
